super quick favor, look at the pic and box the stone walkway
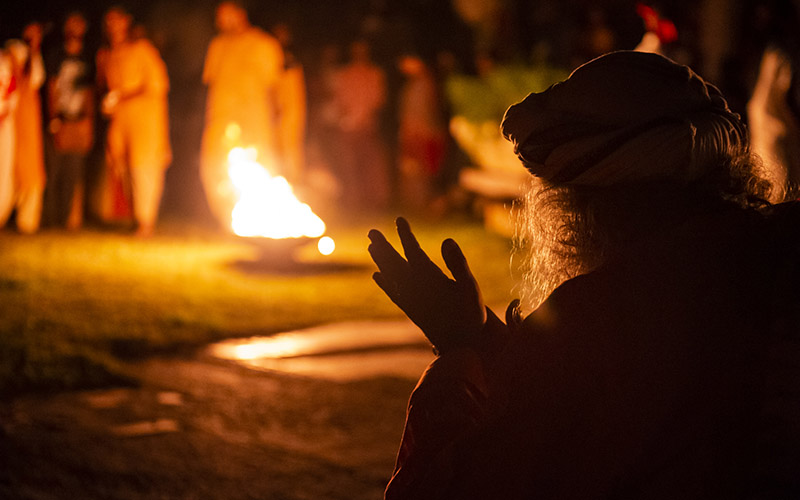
[208,320,435,381]
[0,320,435,499]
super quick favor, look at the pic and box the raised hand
[368,217,487,353]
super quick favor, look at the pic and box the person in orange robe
[4,23,46,234]
[201,1,284,229]
[101,7,171,237]
[273,23,307,185]
[0,48,18,229]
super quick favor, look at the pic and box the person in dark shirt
[369,51,800,499]
[44,11,94,229]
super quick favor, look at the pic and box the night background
[3,0,790,222]
[1,0,798,498]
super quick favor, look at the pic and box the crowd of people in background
[0,1,461,236]
[0,8,171,236]
[0,0,798,236]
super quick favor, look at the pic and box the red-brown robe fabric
[386,201,800,499]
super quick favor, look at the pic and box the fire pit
[226,147,335,258]
[244,235,319,260]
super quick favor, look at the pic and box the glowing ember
[227,147,329,244]
[317,236,335,256]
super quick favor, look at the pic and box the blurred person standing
[331,40,390,210]
[45,12,94,230]
[93,28,132,225]
[273,23,307,185]
[201,1,284,229]
[747,46,794,200]
[101,7,171,237]
[745,3,800,200]
[301,43,344,207]
[397,54,446,212]
[0,47,18,229]
[3,22,46,234]
[305,43,342,176]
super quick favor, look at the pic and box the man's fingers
[372,272,396,299]
[368,229,408,279]
[442,238,478,287]
[396,217,434,266]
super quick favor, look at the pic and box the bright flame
[228,147,326,239]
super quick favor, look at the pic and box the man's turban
[501,51,747,186]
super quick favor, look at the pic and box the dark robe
[386,201,800,499]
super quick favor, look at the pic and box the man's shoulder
[125,39,160,59]
[763,200,800,265]
[767,199,800,222]
[243,28,280,48]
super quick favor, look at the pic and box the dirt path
[1,351,417,499]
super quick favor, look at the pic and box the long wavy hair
[513,146,781,311]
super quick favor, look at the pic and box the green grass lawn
[0,215,517,395]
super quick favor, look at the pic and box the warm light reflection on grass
[0,217,515,393]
